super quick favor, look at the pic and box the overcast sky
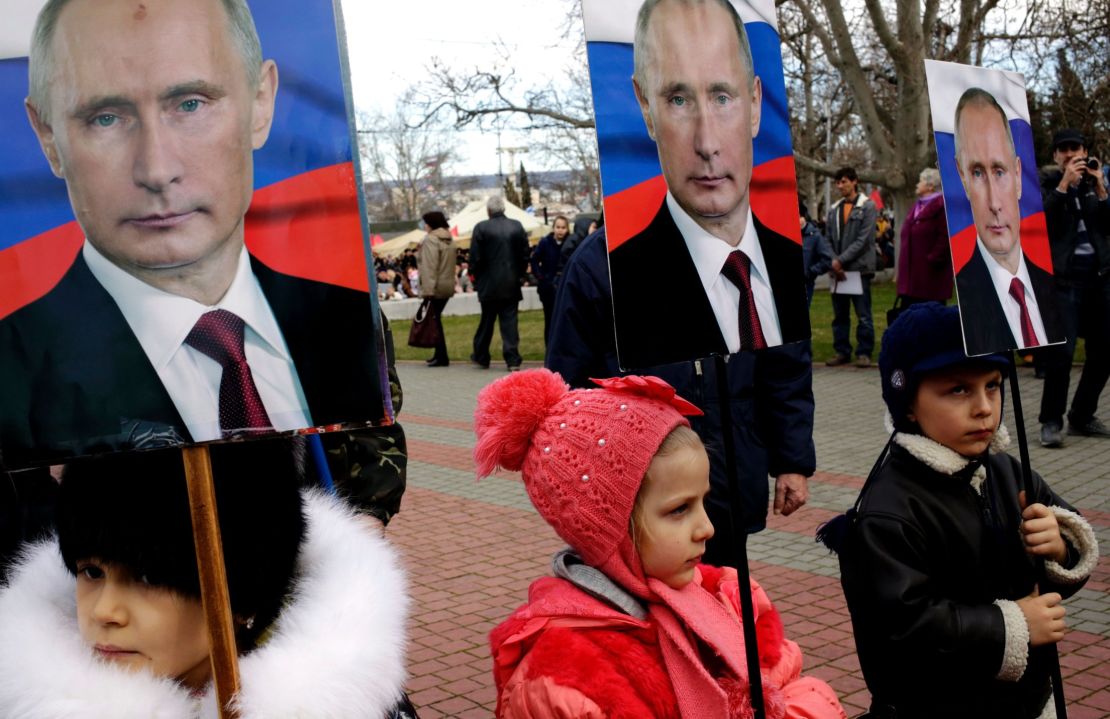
[339,0,582,176]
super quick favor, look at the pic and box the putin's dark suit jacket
[955,247,1064,356]
[608,199,810,370]
[0,253,383,467]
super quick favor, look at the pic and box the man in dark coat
[547,229,815,566]
[469,195,530,370]
[1036,128,1110,447]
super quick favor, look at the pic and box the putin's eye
[669,95,687,107]
[91,114,118,128]
[179,99,203,113]
[714,94,731,106]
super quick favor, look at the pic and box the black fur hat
[56,438,306,651]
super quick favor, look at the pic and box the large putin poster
[582,0,809,371]
[0,0,389,468]
[924,60,1065,357]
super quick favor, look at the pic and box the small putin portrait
[951,87,1062,355]
[3,0,380,463]
[609,0,808,369]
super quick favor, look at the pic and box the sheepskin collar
[884,411,1011,493]
[0,491,408,718]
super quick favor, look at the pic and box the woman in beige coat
[417,211,457,366]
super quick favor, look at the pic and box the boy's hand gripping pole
[183,445,242,719]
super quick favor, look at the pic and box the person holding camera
[1038,128,1110,447]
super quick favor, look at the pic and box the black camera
[1087,158,1100,170]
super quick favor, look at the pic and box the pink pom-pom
[474,369,569,476]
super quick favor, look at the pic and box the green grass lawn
[389,282,1083,365]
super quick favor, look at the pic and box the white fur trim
[1045,506,1099,585]
[221,490,409,717]
[0,490,409,718]
[993,599,1029,682]
[892,430,974,475]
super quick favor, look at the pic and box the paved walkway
[387,362,1110,718]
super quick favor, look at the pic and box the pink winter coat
[490,564,846,719]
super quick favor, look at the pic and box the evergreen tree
[503,176,521,207]
[519,162,533,209]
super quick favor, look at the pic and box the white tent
[449,198,545,239]
[372,228,425,259]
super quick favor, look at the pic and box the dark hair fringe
[57,437,305,651]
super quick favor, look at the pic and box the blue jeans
[831,276,874,358]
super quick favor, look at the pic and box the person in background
[417,210,456,368]
[896,168,953,307]
[826,166,878,368]
[801,195,832,306]
[469,196,529,371]
[530,215,570,346]
[1036,128,1110,447]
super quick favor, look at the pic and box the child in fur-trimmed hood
[831,302,1098,719]
[0,439,410,718]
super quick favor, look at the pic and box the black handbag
[407,298,441,348]
[886,295,908,326]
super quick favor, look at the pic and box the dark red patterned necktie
[184,309,273,435]
[1008,277,1040,347]
[721,251,767,350]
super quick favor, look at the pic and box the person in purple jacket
[897,168,954,307]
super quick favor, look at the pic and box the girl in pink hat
[475,369,845,719]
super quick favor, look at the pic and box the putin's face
[955,102,1023,274]
[27,0,277,294]
[633,0,761,241]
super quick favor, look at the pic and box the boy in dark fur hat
[0,439,410,717]
[831,302,1098,719]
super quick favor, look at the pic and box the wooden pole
[182,445,241,719]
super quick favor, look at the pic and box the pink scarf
[598,538,785,719]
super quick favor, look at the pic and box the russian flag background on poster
[0,0,370,320]
[581,0,800,250]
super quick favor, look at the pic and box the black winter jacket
[469,212,529,303]
[1041,169,1110,283]
[839,432,1095,718]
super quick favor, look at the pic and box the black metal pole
[714,354,765,718]
[1007,352,1067,718]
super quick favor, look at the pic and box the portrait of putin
[607,0,808,370]
[951,86,1063,356]
[0,0,381,465]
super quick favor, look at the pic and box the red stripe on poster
[245,162,369,292]
[0,223,84,320]
[605,157,801,252]
[950,212,1051,275]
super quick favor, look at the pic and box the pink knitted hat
[474,369,701,567]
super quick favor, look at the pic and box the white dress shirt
[83,242,312,440]
[666,193,783,352]
[976,238,1048,349]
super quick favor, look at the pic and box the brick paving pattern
[388,362,1110,718]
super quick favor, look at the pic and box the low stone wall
[380,286,543,321]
